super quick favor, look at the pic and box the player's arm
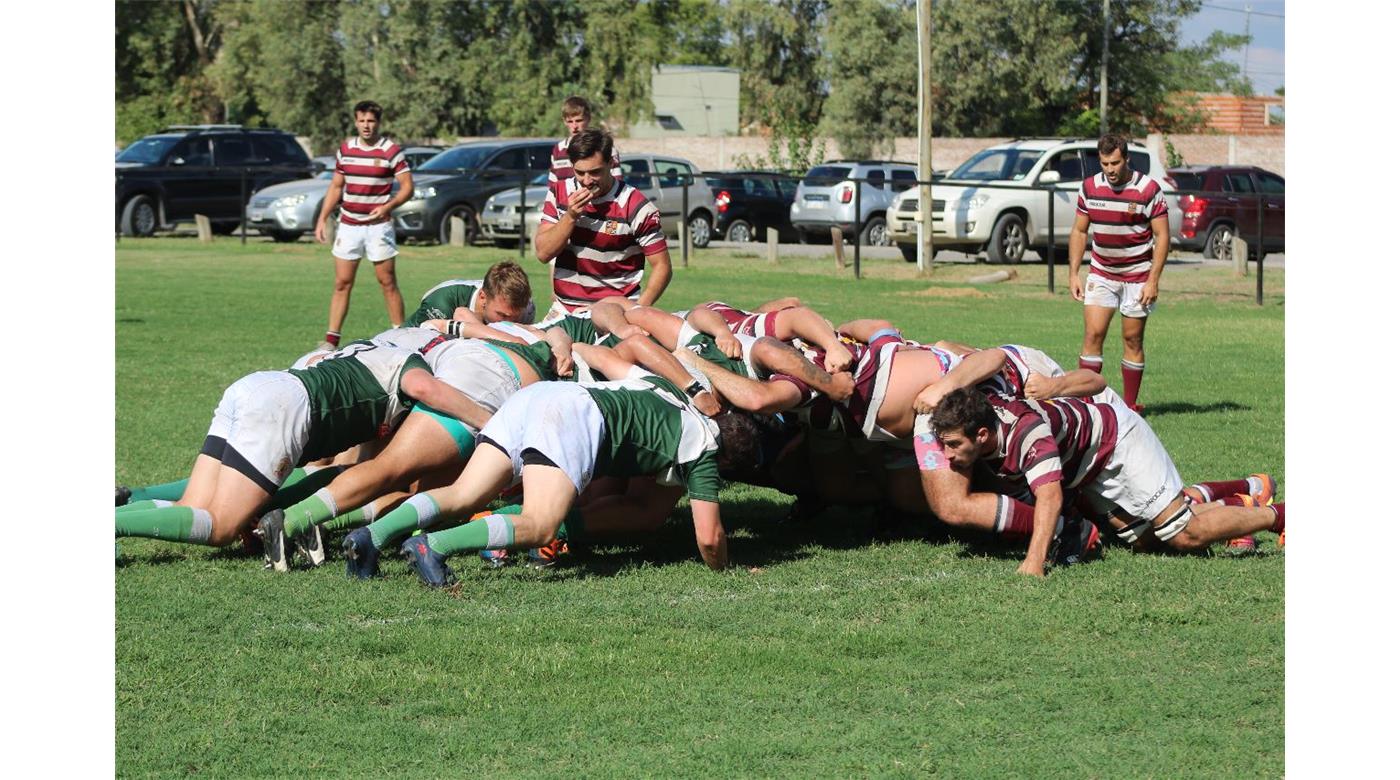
[686,306,742,358]
[1067,211,1091,301]
[542,327,575,378]
[933,339,978,356]
[613,335,720,415]
[314,171,346,243]
[1020,480,1063,578]
[419,318,528,345]
[913,348,1009,413]
[398,367,493,430]
[674,348,801,414]
[750,337,854,403]
[1023,369,1107,401]
[837,319,900,344]
[637,248,673,307]
[367,169,415,222]
[534,187,589,262]
[690,499,728,571]
[1140,213,1170,308]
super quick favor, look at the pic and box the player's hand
[314,220,329,244]
[565,188,594,219]
[366,204,393,223]
[693,390,722,417]
[912,383,949,415]
[716,333,742,359]
[1023,372,1058,400]
[1017,559,1047,577]
[826,371,855,402]
[1069,273,1085,302]
[1138,280,1159,308]
[551,346,574,378]
[823,349,853,374]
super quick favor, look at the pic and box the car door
[1044,149,1085,246]
[212,135,263,218]
[1255,171,1285,250]
[744,175,780,231]
[161,136,214,221]
[653,158,692,226]
[1224,171,1263,246]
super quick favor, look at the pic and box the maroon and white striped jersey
[540,177,667,311]
[982,393,1119,493]
[547,138,623,206]
[803,334,958,436]
[701,301,795,338]
[1075,170,1167,282]
[335,137,408,226]
[978,344,1066,397]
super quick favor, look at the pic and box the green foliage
[821,0,918,158]
[116,238,1283,777]
[723,0,829,130]
[1164,137,1185,167]
[731,115,830,174]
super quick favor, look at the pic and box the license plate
[497,218,515,228]
[250,210,264,221]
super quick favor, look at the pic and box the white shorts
[1080,402,1183,523]
[545,299,583,321]
[426,340,524,416]
[205,371,312,492]
[333,221,397,263]
[1084,274,1154,317]
[478,382,606,495]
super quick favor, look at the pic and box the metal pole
[1046,185,1055,293]
[917,0,933,273]
[1100,0,1110,133]
[518,173,527,257]
[852,175,861,279]
[681,173,690,268]
[1256,193,1264,305]
[240,167,247,245]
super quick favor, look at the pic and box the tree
[115,0,225,144]
[821,0,918,158]
[723,0,829,131]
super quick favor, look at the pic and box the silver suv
[886,138,1181,263]
[790,160,918,245]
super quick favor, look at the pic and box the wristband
[683,380,705,398]
[447,320,463,338]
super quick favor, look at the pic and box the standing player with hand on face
[1067,133,1170,413]
[313,100,415,351]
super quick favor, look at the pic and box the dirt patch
[897,287,993,299]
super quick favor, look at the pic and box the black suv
[392,139,556,244]
[116,125,313,236]
[705,171,798,242]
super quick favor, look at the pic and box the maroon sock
[1079,355,1104,374]
[995,495,1036,539]
[1121,360,1144,407]
[324,330,341,347]
[1269,504,1285,534]
[1191,480,1252,503]
[1218,495,1249,507]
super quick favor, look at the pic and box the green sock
[425,513,516,556]
[494,503,524,516]
[115,506,214,544]
[117,499,175,514]
[283,489,338,537]
[268,466,343,511]
[128,478,190,503]
[324,506,373,532]
[367,493,443,550]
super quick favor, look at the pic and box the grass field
[116,236,1284,777]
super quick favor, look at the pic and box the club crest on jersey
[1126,203,1140,215]
[601,220,623,235]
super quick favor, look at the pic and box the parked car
[245,145,444,242]
[705,171,798,242]
[789,160,918,246]
[392,139,557,244]
[478,153,716,249]
[886,138,1182,263]
[116,125,313,236]
[1169,165,1284,261]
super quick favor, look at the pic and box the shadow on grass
[1140,400,1249,416]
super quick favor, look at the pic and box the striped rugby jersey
[804,334,958,436]
[701,300,796,338]
[335,137,408,225]
[1075,170,1167,282]
[546,138,623,206]
[540,177,667,311]
[982,393,1119,493]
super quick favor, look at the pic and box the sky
[1179,0,1285,96]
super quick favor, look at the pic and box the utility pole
[1243,4,1253,93]
[1099,0,1110,134]
[916,0,933,272]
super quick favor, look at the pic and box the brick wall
[1183,93,1285,135]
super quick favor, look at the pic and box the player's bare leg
[623,305,686,349]
[373,256,404,327]
[770,307,851,372]
[325,258,359,347]
[176,453,223,509]
[575,480,684,537]
[1079,304,1114,374]
[1108,493,1283,552]
[117,463,270,549]
[755,296,802,312]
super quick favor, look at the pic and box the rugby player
[403,261,537,328]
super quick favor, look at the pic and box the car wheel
[268,230,302,243]
[899,243,918,263]
[987,212,1027,264]
[493,238,520,249]
[1204,223,1235,261]
[439,205,478,245]
[725,219,754,243]
[120,195,158,237]
[797,229,813,245]
[859,216,890,247]
[688,212,712,248]
[210,222,240,235]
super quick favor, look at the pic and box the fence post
[681,173,690,268]
[830,226,846,269]
[852,175,861,279]
[1256,193,1265,306]
[195,214,213,243]
[1045,185,1055,293]
[767,227,778,264]
[239,167,247,245]
[518,173,528,258]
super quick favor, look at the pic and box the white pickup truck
[887,138,1181,263]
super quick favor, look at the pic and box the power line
[1201,3,1285,19]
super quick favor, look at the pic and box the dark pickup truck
[116,125,314,236]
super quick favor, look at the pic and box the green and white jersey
[484,339,560,380]
[538,310,621,348]
[682,332,762,380]
[405,279,482,327]
[584,374,723,502]
[287,340,430,460]
[369,325,445,352]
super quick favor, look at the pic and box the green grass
[117,236,1284,777]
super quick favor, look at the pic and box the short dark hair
[1097,133,1129,160]
[928,387,996,440]
[713,410,762,477]
[353,100,383,120]
[481,261,533,309]
[567,128,613,165]
[561,96,593,118]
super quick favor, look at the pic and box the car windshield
[948,149,1045,181]
[116,136,181,164]
[418,146,496,173]
[802,165,854,186]
[317,170,336,181]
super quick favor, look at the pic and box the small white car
[887,139,1181,263]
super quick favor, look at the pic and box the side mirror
[1037,170,1061,186]
[171,157,186,166]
